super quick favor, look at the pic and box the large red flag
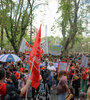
[28,25,41,90]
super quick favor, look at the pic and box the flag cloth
[28,25,41,90]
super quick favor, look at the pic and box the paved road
[27,85,58,100]
[51,85,58,100]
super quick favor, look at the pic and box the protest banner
[51,45,61,55]
[85,57,88,67]
[19,38,32,53]
[58,61,68,72]
[41,40,49,54]
[81,55,88,67]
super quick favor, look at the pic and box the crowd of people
[0,50,90,100]
[41,53,90,100]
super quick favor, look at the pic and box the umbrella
[0,54,21,62]
[0,54,5,59]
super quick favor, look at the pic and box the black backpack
[4,91,22,100]
[4,85,22,100]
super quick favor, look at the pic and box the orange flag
[28,25,41,89]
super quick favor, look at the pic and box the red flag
[28,25,41,89]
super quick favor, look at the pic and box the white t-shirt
[47,65,56,71]
[47,65,56,76]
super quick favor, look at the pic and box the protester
[24,60,30,70]
[47,61,56,73]
[57,71,70,100]
[72,70,80,99]
[19,63,25,73]
[81,68,87,92]
[65,87,74,100]
[0,68,31,100]
[6,68,18,89]
[0,50,90,100]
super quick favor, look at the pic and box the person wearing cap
[47,61,56,73]
[47,61,56,90]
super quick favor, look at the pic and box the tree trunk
[62,20,66,41]
[1,26,4,50]
[12,44,19,54]
[62,0,80,56]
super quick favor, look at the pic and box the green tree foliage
[0,0,32,53]
[42,36,62,53]
[57,0,90,56]
[0,0,48,53]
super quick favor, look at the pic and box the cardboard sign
[81,55,88,67]
[41,40,49,54]
[58,61,68,72]
[51,45,61,55]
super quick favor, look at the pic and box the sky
[33,0,61,38]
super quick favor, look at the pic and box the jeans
[58,93,66,100]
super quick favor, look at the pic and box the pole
[25,56,35,100]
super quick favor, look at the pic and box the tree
[0,0,10,50]
[0,0,48,53]
[0,0,31,53]
[57,0,90,56]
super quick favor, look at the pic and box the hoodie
[0,83,7,100]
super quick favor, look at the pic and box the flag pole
[25,56,35,100]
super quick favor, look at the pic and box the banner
[19,38,32,53]
[41,40,48,54]
[81,55,88,67]
[58,61,68,72]
[51,45,61,55]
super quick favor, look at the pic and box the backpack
[4,84,22,100]
[4,91,22,100]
